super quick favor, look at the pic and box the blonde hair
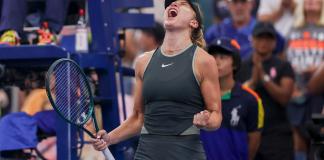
[294,0,324,27]
[190,3,206,48]
[191,28,206,48]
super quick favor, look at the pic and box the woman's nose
[170,1,179,7]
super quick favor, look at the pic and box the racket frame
[45,58,99,138]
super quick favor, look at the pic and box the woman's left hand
[193,110,211,129]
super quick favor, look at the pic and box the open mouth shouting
[168,7,178,18]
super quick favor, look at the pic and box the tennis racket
[45,58,115,160]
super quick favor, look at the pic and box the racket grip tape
[102,148,115,160]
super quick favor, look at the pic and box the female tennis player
[90,0,222,159]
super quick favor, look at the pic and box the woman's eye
[179,2,189,5]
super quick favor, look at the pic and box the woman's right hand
[89,130,110,151]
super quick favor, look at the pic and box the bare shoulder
[193,47,218,82]
[134,49,156,78]
[195,47,217,71]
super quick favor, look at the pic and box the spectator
[205,0,285,60]
[212,0,259,23]
[21,88,51,115]
[305,63,324,160]
[118,29,141,95]
[121,23,165,95]
[206,0,256,60]
[212,0,231,23]
[286,0,324,159]
[308,63,324,95]
[0,87,56,159]
[287,0,324,80]
[237,22,295,160]
[251,0,260,17]
[258,0,302,37]
[0,0,70,46]
[201,37,264,160]
[138,22,165,53]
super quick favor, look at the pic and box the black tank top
[142,44,205,135]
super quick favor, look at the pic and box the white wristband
[262,74,270,83]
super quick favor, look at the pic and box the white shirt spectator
[258,0,302,37]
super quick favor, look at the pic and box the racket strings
[49,61,92,125]
[56,64,90,124]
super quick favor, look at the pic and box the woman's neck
[162,29,193,55]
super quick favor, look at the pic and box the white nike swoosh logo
[161,63,174,68]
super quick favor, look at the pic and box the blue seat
[0,111,56,159]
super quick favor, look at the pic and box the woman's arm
[193,48,222,131]
[90,52,153,150]
[308,63,324,95]
[106,68,145,145]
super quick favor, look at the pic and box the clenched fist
[193,110,211,129]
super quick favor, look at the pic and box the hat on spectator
[208,37,241,74]
[252,21,276,38]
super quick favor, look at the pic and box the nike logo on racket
[161,63,174,68]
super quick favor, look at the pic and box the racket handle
[102,147,115,160]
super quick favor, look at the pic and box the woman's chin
[164,21,176,29]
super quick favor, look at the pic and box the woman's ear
[190,19,199,29]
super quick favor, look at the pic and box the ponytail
[190,3,205,49]
[191,28,206,49]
